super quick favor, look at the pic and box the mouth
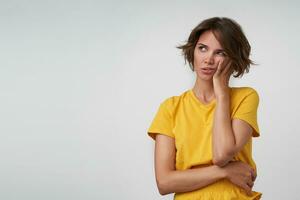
[201,68,216,75]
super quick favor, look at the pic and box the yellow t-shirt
[147,87,262,200]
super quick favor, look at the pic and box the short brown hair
[176,17,256,78]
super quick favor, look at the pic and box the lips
[201,68,215,75]
[202,67,215,70]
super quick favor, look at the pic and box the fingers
[242,183,253,196]
[251,168,257,182]
[215,60,223,76]
[252,172,257,182]
[244,169,255,196]
[222,59,232,75]
[247,178,254,188]
[215,59,232,78]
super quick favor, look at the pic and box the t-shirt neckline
[188,89,216,107]
[188,88,233,107]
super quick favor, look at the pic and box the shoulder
[231,86,259,100]
[160,90,189,110]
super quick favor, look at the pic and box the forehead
[197,30,223,49]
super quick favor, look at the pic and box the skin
[154,30,256,196]
[193,30,256,193]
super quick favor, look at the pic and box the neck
[192,77,215,101]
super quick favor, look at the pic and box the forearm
[212,95,235,166]
[158,165,226,195]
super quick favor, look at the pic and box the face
[193,30,228,80]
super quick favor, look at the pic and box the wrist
[216,93,229,100]
[213,165,227,179]
[216,94,230,103]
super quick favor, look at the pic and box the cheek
[215,57,227,67]
[194,52,204,63]
[193,58,204,69]
[216,57,225,63]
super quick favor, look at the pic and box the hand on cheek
[213,58,233,98]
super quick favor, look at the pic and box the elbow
[212,157,228,167]
[212,152,233,167]
[157,176,172,195]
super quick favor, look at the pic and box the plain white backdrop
[1,0,300,199]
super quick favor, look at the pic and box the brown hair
[176,17,256,78]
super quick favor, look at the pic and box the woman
[147,17,262,199]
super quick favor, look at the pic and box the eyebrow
[197,43,225,52]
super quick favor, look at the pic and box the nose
[204,53,214,65]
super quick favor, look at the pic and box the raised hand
[213,58,233,99]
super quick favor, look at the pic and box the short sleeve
[232,89,260,137]
[147,98,175,140]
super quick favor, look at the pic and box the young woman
[147,17,262,199]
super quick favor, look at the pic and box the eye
[217,51,227,56]
[198,46,207,52]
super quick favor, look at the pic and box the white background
[1,0,300,199]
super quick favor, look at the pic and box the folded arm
[154,134,226,195]
[212,95,253,167]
